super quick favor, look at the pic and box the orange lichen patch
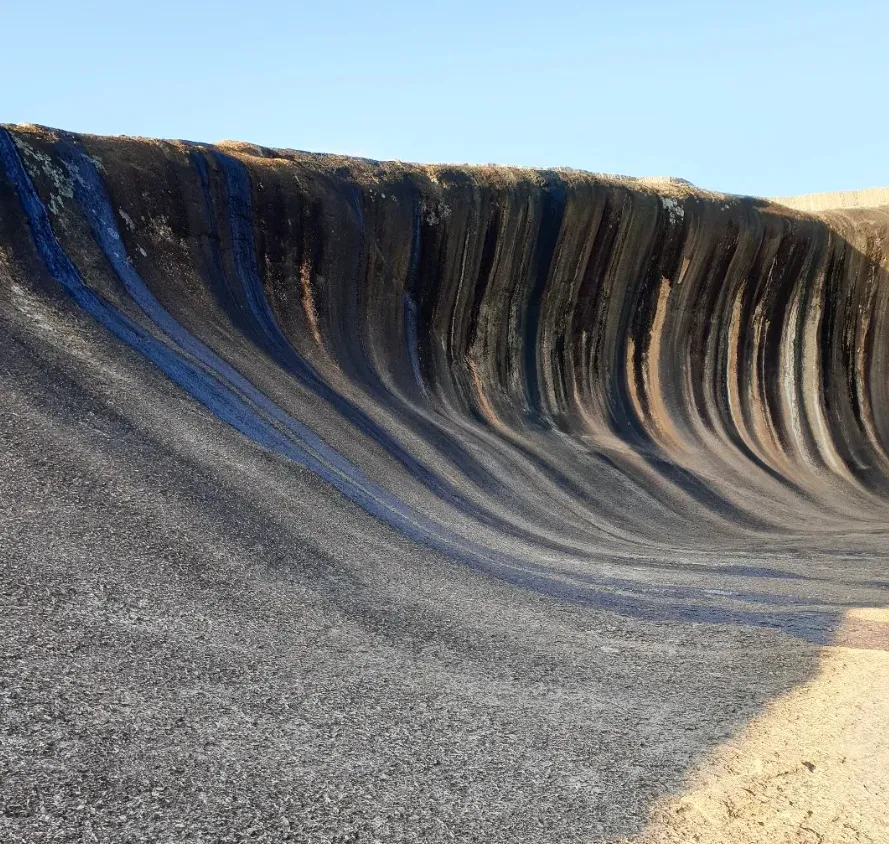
[641,276,683,453]
[621,609,889,844]
[299,254,323,347]
[467,357,502,429]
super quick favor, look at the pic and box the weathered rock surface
[1,125,887,842]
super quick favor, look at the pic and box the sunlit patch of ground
[621,609,889,844]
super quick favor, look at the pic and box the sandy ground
[625,608,889,844]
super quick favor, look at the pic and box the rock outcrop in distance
[1,125,887,843]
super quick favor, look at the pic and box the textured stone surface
[1,125,887,842]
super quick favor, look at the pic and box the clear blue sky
[3,1,887,196]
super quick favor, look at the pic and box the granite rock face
[1,125,887,843]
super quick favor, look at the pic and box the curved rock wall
[2,124,888,641]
